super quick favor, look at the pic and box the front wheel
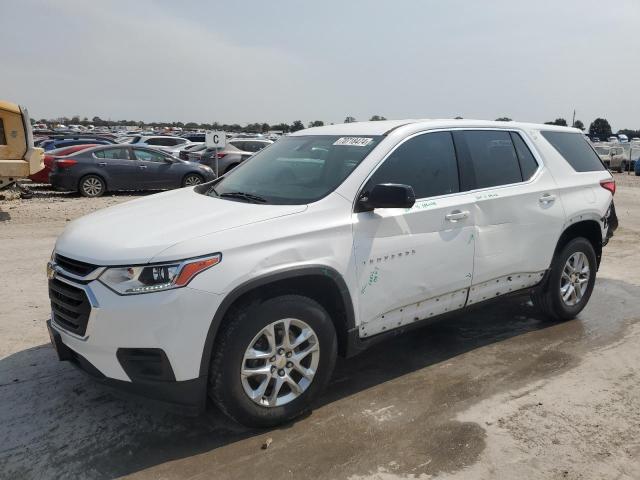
[532,237,597,321]
[182,173,203,187]
[208,295,337,427]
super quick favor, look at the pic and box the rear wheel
[532,237,597,321]
[209,295,337,427]
[182,173,203,187]
[79,175,106,197]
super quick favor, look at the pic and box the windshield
[205,135,382,205]
[595,146,609,155]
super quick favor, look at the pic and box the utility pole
[572,109,576,127]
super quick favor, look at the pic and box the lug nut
[286,361,293,368]
[278,369,285,377]
[270,366,276,374]
[278,348,285,355]
[285,351,292,358]
[269,356,276,363]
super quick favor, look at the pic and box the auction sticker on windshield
[333,137,374,146]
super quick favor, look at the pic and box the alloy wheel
[240,318,320,407]
[82,177,103,196]
[560,251,590,306]
[184,175,202,186]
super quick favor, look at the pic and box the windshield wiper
[219,191,267,203]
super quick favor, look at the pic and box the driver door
[352,131,476,338]
[131,148,176,188]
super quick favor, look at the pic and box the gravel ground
[1,180,639,479]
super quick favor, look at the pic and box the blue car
[635,157,640,176]
[39,137,116,151]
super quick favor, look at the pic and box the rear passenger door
[453,130,565,305]
[94,147,137,189]
[352,131,476,337]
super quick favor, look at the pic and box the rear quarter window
[541,131,605,172]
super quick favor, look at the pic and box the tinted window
[134,149,167,163]
[510,132,539,180]
[95,148,129,160]
[541,131,605,172]
[366,132,459,199]
[0,118,6,145]
[460,131,522,189]
[248,141,269,152]
[229,141,245,151]
[145,138,167,146]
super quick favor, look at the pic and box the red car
[29,144,97,183]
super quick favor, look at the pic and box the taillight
[600,179,616,195]
[216,153,227,159]
[54,158,78,168]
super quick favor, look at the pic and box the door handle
[98,162,107,167]
[138,165,147,169]
[445,210,469,222]
[539,193,556,205]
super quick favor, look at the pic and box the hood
[55,188,307,265]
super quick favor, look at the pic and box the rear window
[541,131,605,172]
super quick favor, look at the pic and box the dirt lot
[1,177,640,479]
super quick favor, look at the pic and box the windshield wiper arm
[219,191,267,203]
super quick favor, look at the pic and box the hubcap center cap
[274,355,287,369]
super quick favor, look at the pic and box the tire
[209,295,337,427]
[532,237,597,321]
[79,174,106,197]
[182,173,203,187]
[224,163,239,174]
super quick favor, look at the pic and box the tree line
[35,114,637,139]
[35,115,388,134]
[494,116,638,139]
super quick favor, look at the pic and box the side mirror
[358,183,416,211]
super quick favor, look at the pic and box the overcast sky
[3,0,639,129]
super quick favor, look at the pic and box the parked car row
[26,131,275,196]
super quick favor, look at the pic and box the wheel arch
[198,265,356,377]
[553,219,603,268]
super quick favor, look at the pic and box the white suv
[47,119,618,426]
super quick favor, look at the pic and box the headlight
[99,254,221,295]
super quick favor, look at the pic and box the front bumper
[48,273,224,414]
[48,320,207,414]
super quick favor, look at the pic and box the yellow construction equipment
[0,100,43,189]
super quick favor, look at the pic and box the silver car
[595,145,628,172]
[188,143,254,175]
